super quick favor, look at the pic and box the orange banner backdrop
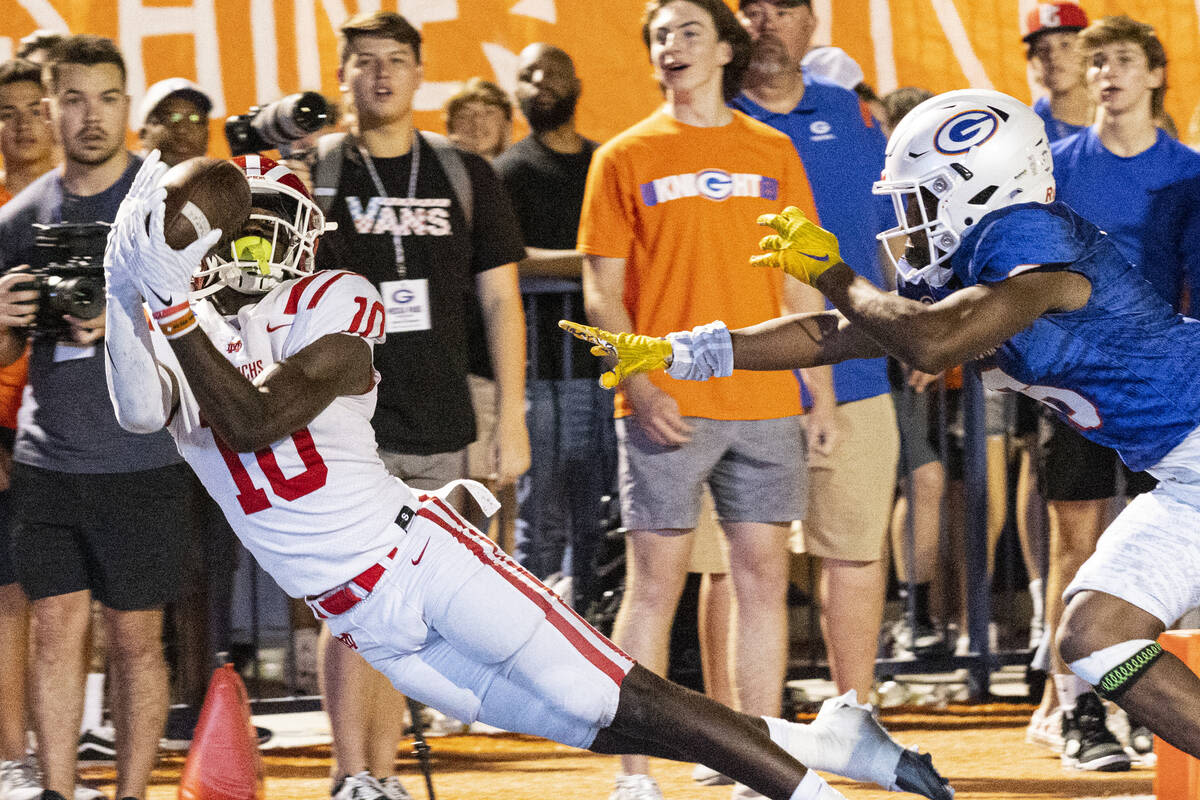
[0,0,1197,153]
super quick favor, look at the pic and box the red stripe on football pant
[419,498,632,686]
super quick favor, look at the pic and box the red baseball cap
[1022,2,1089,43]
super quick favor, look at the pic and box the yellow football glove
[559,320,673,389]
[751,205,843,284]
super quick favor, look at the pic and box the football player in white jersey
[100,151,952,800]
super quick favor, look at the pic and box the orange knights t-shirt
[578,109,819,420]
[0,184,28,431]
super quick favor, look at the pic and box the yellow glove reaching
[751,205,843,284]
[559,320,673,389]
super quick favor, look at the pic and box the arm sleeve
[103,277,179,434]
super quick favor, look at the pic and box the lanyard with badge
[359,133,431,333]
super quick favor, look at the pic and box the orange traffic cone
[178,664,265,800]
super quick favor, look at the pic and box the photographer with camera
[0,35,196,800]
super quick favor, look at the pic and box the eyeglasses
[155,111,206,126]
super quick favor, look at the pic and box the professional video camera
[224,91,331,157]
[15,222,109,337]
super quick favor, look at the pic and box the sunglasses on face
[155,111,207,126]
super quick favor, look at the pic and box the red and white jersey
[161,270,418,597]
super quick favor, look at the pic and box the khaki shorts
[793,394,899,562]
[688,488,730,574]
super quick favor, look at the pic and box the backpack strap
[311,132,350,216]
[418,131,473,230]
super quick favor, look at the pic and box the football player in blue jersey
[563,87,1200,760]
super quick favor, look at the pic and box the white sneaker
[332,772,387,800]
[377,776,412,800]
[729,783,764,800]
[0,758,42,800]
[1025,706,1064,753]
[609,774,663,800]
[74,787,106,800]
[691,763,733,786]
[785,691,954,800]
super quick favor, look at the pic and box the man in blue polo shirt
[731,0,899,716]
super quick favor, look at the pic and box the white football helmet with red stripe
[193,154,334,299]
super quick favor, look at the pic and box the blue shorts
[615,415,806,531]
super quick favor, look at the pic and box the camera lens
[44,275,106,320]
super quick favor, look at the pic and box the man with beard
[731,0,900,717]
[0,35,197,800]
[493,44,616,612]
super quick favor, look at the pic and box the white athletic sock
[1029,579,1044,621]
[1054,673,1090,712]
[763,715,792,749]
[763,691,900,789]
[80,672,105,734]
[790,770,844,800]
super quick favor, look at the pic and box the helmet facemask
[876,168,961,287]
[190,155,327,303]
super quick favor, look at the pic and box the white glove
[104,149,168,297]
[109,173,222,339]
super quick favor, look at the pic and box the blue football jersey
[899,201,1200,470]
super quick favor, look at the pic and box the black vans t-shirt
[315,133,525,454]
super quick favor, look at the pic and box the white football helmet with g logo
[873,89,1055,287]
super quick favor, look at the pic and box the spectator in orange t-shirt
[0,55,57,799]
[578,1,835,797]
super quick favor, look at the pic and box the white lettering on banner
[250,0,281,104]
[1,0,68,64]
[118,0,226,117]
[294,0,349,94]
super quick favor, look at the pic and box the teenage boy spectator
[1037,13,1200,771]
[135,78,211,167]
[443,77,517,550]
[0,35,195,800]
[732,0,898,706]
[579,1,831,797]
[493,43,615,610]
[0,55,56,800]
[309,12,529,799]
[444,78,512,161]
[1023,2,1092,141]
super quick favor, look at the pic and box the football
[160,157,252,254]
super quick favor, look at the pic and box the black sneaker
[1060,693,1131,771]
[77,729,116,765]
[891,618,949,658]
[161,707,272,750]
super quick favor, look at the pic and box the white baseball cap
[137,78,213,129]
[801,46,865,91]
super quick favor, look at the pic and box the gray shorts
[615,416,806,531]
